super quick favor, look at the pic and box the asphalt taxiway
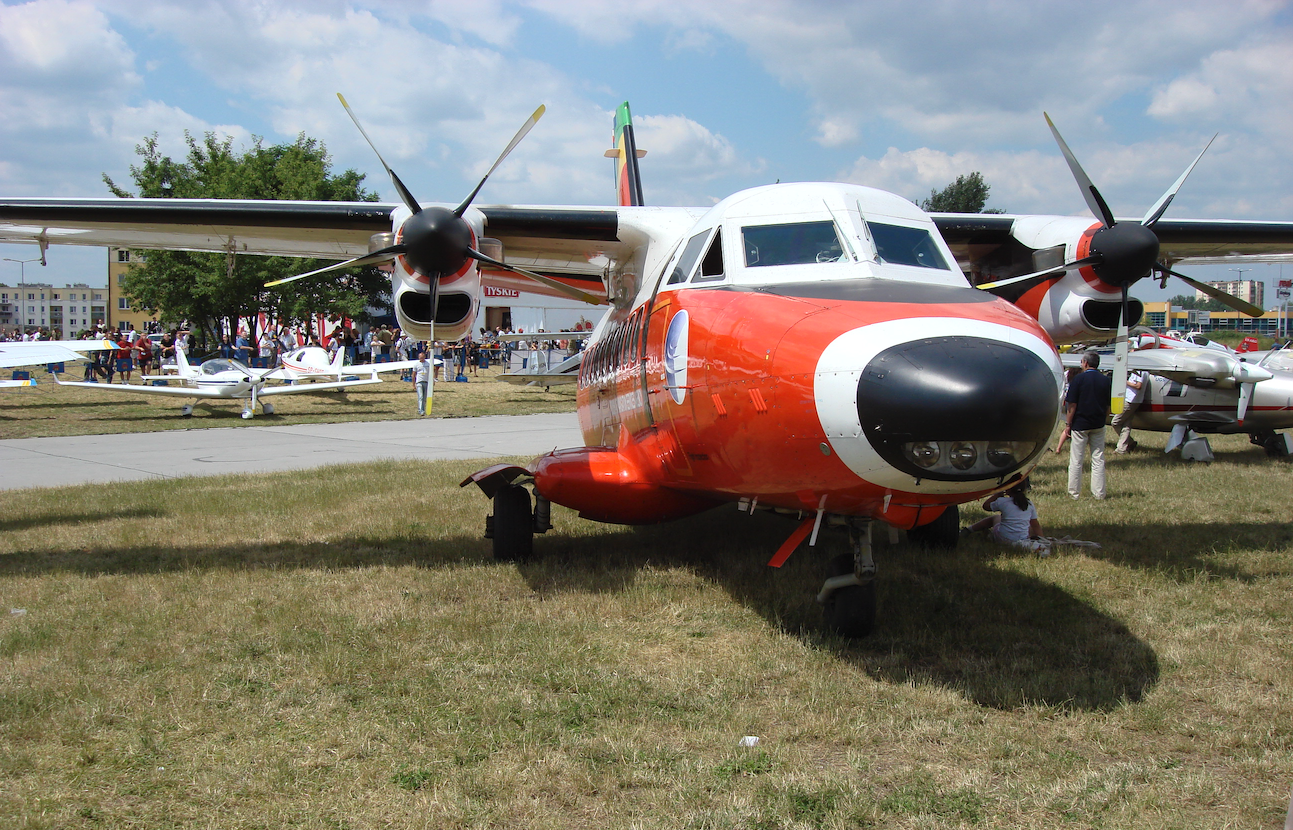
[0,413,583,491]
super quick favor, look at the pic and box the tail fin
[330,344,346,376]
[603,101,646,207]
[177,346,190,375]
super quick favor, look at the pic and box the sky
[1,0,1291,304]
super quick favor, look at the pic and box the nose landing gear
[819,522,878,638]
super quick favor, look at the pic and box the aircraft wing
[932,214,1293,265]
[0,340,118,369]
[0,198,653,294]
[0,198,394,258]
[53,378,224,397]
[0,379,37,388]
[498,351,583,387]
[1062,348,1271,387]
[257,377,382,395]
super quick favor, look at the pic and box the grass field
[1,431,1291,828]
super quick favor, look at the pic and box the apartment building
[0,283,107,337]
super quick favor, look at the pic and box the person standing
[1111,369,1145,454]
[1065,352,1112,500]
[412,351,431,416]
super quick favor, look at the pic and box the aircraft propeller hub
[401,206,472,279]
[1090,223,1159,287]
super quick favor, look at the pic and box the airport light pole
[3,257,42,334]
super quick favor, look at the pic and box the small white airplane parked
[0,339,118,388]
[277,345,424,380]
[55,346,385,418]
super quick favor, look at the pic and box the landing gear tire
[262,403,275,415]
[1251,430,1289,458]
[491,484,533,563]
[181,404,193,418]
[241,410,254,420]
[822,553,876,639]
[907,504,959,549]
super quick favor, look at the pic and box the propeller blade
[454,105,546,216]
[976,255,1102,292]
[264,245,405,287]
[467,248,607,306]
[1237,381,1253,424]
[1045,112,1117,228]
[1109,283,1131,415]
[337,93,422,215]
[1162,265,1265,317]
[1141,134,1217,228]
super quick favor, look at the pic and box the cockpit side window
[691,229,726,283]
[742,221,843,268]
[666,231,711,285]
[865,221,951,270]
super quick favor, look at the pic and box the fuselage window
[742,221,843,267]
[691,228,725,282]
[866,221,951,270]
[666,230,712,285]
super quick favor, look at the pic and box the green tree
[104,132,387,349]
[1167,294,1230,312]
[920,172,1005,214]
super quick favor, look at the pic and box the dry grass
[0,364,574,439]
[0,432,1290,828]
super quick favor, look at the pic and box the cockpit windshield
[742,221,844,268]
[200,358,246,375]
[866,221,951,270]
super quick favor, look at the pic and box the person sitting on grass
[965,477,1042,548]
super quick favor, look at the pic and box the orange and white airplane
[3,100,1293,635]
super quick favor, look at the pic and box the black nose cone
[858,336,1058,481]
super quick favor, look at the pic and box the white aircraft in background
[55,346,385,418]
[277,344,425,380]
[0,339,118,388]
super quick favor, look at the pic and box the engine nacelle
[385,207,485,343]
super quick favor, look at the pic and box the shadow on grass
[0,506,1168,712]
[1051,520,1292,582]
[0,506,167,532]
[516,510,1162,712]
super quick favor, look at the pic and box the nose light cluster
[903,439,1038,477]
[857,336,1057,482]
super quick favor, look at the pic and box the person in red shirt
[115,334,135,382]
[133,336,154,377]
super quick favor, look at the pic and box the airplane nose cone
[857,336,1059,481]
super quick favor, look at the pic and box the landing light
[899,440,1036,479]
[948,442,978,470]
[905,441,940,468]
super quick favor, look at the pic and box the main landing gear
[485,484,552,562]
[1250,430,1293,458]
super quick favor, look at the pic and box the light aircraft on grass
[1063,341,1293,460]
[0,339,118,388]
[54,345,383,418]
[4,100,1293,636]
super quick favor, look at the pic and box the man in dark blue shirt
[1064,352,1112,499]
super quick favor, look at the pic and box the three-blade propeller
[983,114,1260,411]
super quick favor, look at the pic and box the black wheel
[492,484,533,562]
[822,553,877,638]
[907,504,959,549]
